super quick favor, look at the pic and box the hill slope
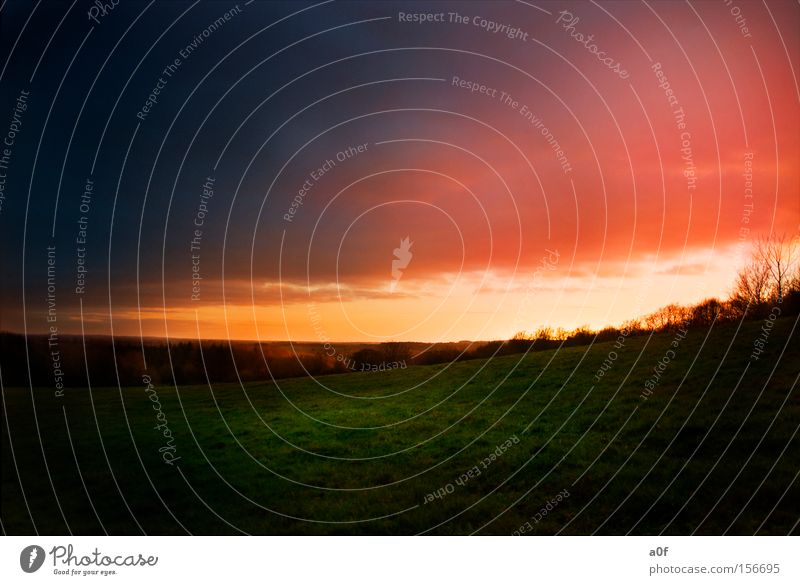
[2,317,798,534]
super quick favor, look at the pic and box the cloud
[656,262,708,276]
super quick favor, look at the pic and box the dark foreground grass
[2,317,798,534]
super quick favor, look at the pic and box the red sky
[5,1,799,342]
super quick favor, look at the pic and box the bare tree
[756,234,798,303]
[788,263,800,296]
[731,257,771,308]
[644,303,689,332]
[690,298,724,326]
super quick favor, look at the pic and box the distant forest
[2,236,798,388]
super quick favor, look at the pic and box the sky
[0,0,798,343]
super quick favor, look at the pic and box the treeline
[0,334,480,388]
[1,236,798,388]
[512,234,800,345]
[0,331,596,388]
[0,336,396,388]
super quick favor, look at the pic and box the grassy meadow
[2,317,798,535]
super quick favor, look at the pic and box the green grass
[2,317,798,534]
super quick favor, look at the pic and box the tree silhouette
[756,234,798,304]
[732,256,770,311]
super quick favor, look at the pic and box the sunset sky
[1,0,797,342]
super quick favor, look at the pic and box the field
[2,317,798,535]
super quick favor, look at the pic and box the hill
[2,316,798,534]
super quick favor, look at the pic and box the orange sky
[5,1,799,343]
